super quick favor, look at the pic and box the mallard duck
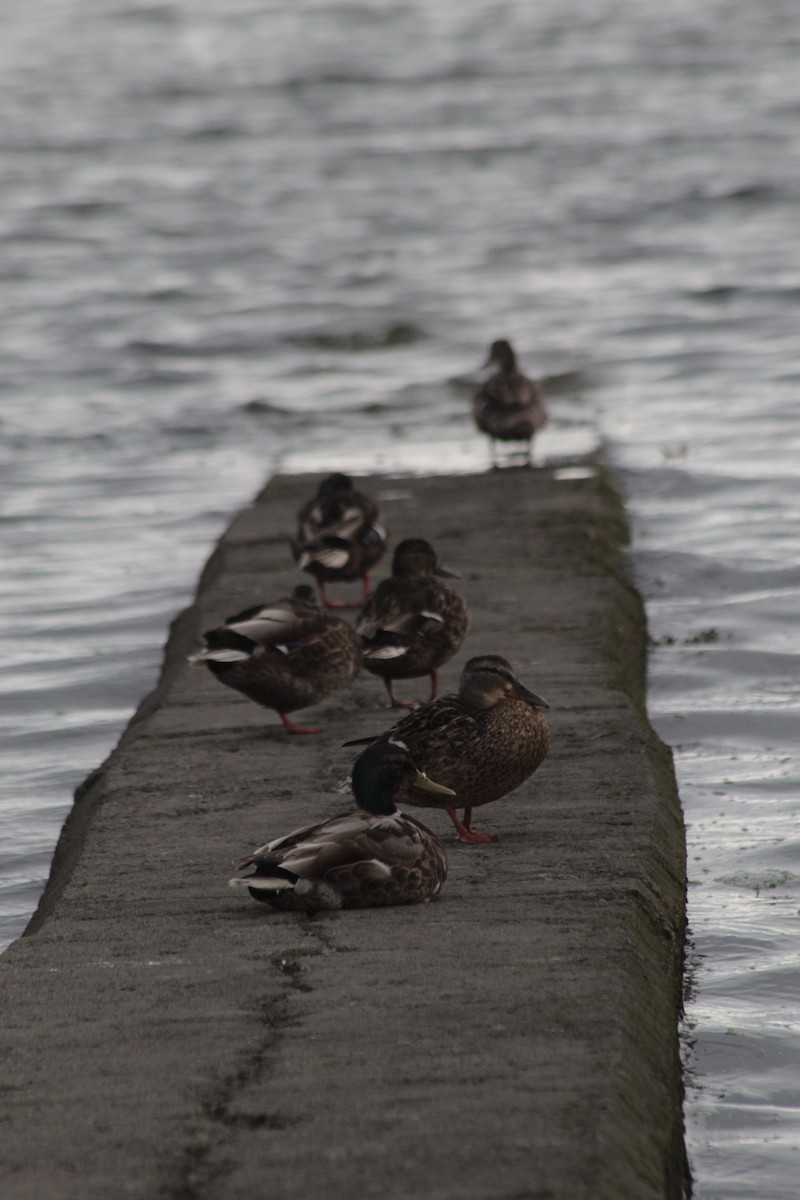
[229,740,451,911]
[189,584,361,734]
[472,339,547,467]
[292,472,388,608]
[345,654,549,843]
[356,537,469,708]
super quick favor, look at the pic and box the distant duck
[189,584,361,734]
[229,739,451,911]
[292,472,388,608]
[345,654,549,843]
[356,538,469,708]
[472,339,547,468]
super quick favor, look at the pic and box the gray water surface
[2,3,799,1196]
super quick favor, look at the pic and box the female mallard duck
[229,740,451,911]
[189,584,361,734]
[472,339,547,468]
[345,654,549,843]
[292,472,388,608]
[356,537,469,708]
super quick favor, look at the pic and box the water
[1,1,799,1195]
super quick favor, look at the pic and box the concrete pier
[1,467,688,1199]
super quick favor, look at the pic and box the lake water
[2,2,799,1196]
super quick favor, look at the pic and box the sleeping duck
[229,740,451,911]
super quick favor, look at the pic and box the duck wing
[344,696,477,749]
[232,810,434,884]
[223,601,311,648]
[357,578,447,640]
[297,497,371,546]
[295,535,353,572]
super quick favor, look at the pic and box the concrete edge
[15,461,690,1198]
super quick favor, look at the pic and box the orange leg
[445,804,500,844]
[279,712,321,735]
[384,679,417,710]
[428,669,439,701]
[317,581,357,610]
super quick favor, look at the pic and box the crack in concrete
[161,969,306,1200]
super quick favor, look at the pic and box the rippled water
[2,1,799,1195]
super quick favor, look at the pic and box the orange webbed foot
[279,713,321,735]
[446,805,500,844]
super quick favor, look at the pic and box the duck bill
[434,563,460,579]
[413,769,456,797]
[513,682,550,710]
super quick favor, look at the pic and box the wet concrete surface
[1,467,688,1199]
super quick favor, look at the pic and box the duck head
[351,740,455,816]
[483,339,517,372]
[458,654,549,711]
[291,584,319,610]
[391,538,459,579]
[317,472,355,500]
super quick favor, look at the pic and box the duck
[344,654,549,843]
[472,339,547,468]
[292,472,388,608]
[228,740,451,911]
[189,584,361,734]
[356,537,469,708]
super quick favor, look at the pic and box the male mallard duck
[229,740,451,911]
[345,654,549,843]
[292,472,388,608]
[356,537,469,708]
[472,339,547,467]
[189,584,361,734]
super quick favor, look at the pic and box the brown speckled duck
[472,339,547,468]
[189,584,361,734]
[345,654,549,843]
[292,472,388,607]
[356,537,469,708]
[228,740,451,911]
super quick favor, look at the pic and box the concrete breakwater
[1,467,688,1200]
